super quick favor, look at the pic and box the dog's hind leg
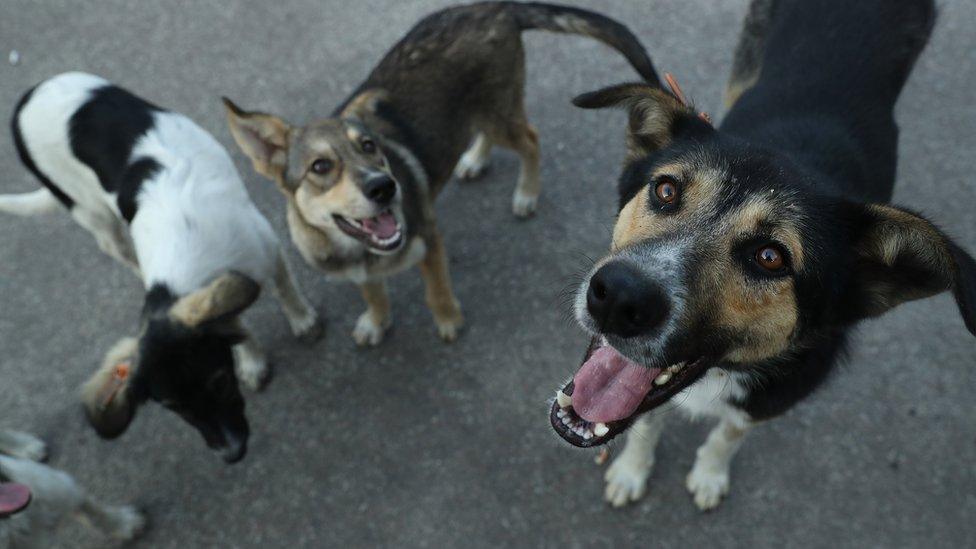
[0,188,62,216]
[724,0,778,110]
[77,497,146,541]
[492,118,540,218]
[603,413,667,507]
[272,252,322,342]
[71,206,140,276]
[686,417,752,511]
[418,229,463,342]
[454,133,493,181]
[0,430,47,461]
[353,280,392,346]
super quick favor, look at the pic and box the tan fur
[610,159,802,364]
[169,272,260,328]
[359,280,391,328]
[418,229,463,336]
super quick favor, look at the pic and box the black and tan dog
[549,0,976,509]
[223,1,658,345]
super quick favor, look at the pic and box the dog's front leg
[233,323,270,391]
[603,413,667,507]
[686,417,752,511]
[419,230,463,342]
[354,280,392,346]
[273,252,322,343]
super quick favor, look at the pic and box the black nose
[586,262,670,338]
[363,174,397,204]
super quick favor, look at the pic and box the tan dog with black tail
[224,1,659,345]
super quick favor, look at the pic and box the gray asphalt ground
[1,1,974,547]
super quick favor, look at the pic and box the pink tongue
[572,345,659,423]
[0,483,31,516]
[361,212,398,239]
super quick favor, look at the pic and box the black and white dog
[0,72,322,462]
[0,429,144,547]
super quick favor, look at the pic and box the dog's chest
[674,368,751,421]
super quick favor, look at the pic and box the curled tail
[506,2,660,86]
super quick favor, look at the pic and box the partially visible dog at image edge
[548,0,976,510]
[224,1,659,346]
[0,430,145,547]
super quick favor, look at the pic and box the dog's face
[550,84,976,447]
[81,273,260,463]
[222,98,406,255]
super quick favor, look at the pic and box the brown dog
[223,1,658,345]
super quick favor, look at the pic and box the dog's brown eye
[756,245,786,272]
[361,138,376,154]
[311,159,333,175]
[655,178,678,204]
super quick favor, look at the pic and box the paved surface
[1,1,974,547]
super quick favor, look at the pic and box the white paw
[435,312,464,343]
[686,463,730,511]
[454,153,490,180]
[3,431,48,461]
[234,351,269,392]
[290,310,324,343]
[353,312,389,347]
[603,455,652,508]
[108,505,147,540]
[512,191,538,218]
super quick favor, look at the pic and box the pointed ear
[572,83,706,160]
[847,204,976,335]
[81,337,141,439]
[222,97,291,182]
[169,271,261,328]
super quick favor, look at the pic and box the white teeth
[556,409,567,419]
[583,431,593,440]
[668,362,685,373]
[654,371,671,386]
[593,423,609,437]
[556,390,572,409]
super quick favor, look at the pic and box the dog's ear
[81,337,142,439]
[222,97,291,182]
[572,83,707,161]
[169,271,261,328]
[846,204,976,335]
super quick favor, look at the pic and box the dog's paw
[512,191,538,218]
[3,431,48,462]
[291,311,324,344]
[686,463,730,511]
[235,351,270,392]
[604,454,653,508]
[353,312,389,347]
[434,311,464,343]
[454,151,490,181]
[108,505,147,540]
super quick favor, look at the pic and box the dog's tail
[506,2,660,86]
[0,188,62,216]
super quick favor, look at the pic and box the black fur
[11,85,75,209]
[68,85,162,223]
[125,283,250,463]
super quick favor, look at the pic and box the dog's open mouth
[549,337,709,447]
[333,209,404,252]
